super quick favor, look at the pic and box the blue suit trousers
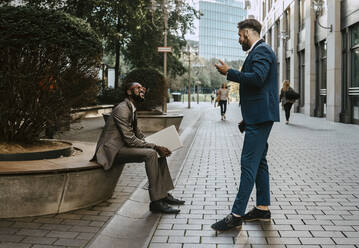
[232,121,273,216]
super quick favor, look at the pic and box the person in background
[217,83,229,120]
[279,80,297,124]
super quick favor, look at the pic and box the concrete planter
[137,112,184,133]
[0,142,123,218]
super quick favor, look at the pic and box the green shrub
[123,68,168,111]
[97,87,125,105]
[0,6,102,143]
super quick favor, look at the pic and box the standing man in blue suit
[212,19,280,231]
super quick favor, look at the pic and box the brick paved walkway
[147,103,359,248]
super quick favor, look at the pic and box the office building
[250,0,359,124]
[199,0,247,62]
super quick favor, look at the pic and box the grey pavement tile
[279,230,313,237]
[311,231,345,237]
[267,237,300,245]
[61,220,90,226]
[202,236,234,244]
[31,246,67,248]
[151,236,168,243]
[183,244,216,248]
[299,237,335,245]
[22,236,57,245]
[39,224,72,231]
[16,229,50,237]
[322,225,356,231]
[172,224,201,230]
[185,230,213,236]
[12,222,42,229]
[235,236,267,245]
[69,226,100,233]
[75,232,95,240]
[54,214,82,220]
[154,230,185,236]
[0,234,25,242]
[247,230,279,237]
[0,227,20,234]
[33,218,63,224]
[0,243,31,248]
[149,244,181,248]
[53,238,87,247]
[0,221,13,228]
[88,221,106,227]
[332,238,359,245]
[46,231,78,239]
[168,236,200,243]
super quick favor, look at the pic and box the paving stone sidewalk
[147,103,359,248]
[0,102,203,248]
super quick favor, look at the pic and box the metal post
[188,52,191,109]
[197,85,199,104]
[162,0,168,114]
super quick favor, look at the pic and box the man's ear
[127,89,132,96]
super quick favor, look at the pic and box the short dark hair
[237,19,262,34]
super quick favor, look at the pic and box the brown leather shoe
[150,199,180,214]
[164,193,185,205]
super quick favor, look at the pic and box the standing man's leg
[211,122,273,231]
[243,142,272,221]
[231,122,273,216]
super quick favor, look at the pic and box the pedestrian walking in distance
[280,80,299,124]
[213,18,280,231]
[217,83,229,120]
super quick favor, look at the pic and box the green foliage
[0,6,102,143]
[123,68,168,111]
[97,87,125,105]
[124,0,199,77]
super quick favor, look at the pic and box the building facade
[199,0,247,62]
[248,0,359,124]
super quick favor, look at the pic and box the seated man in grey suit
[92,82,184,214]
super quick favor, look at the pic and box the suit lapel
[241,39,265,72]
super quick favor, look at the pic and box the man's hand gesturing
[215,59,229,75]
[154,145,172,157]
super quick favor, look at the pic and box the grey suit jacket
[92,98,155,170]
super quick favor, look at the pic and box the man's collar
[125,97,136,112]
[247,38,263,54]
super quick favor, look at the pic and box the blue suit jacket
[227,39,280,125]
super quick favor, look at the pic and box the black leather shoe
[164,193,185,205]
[211,214,243,232]
[243,207,271,222]
[150,200,180,214]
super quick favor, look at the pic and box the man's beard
[132,94,145,103]
[241,36,251,51]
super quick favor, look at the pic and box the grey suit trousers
[115,147,174,202]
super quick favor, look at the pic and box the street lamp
[150,0,170,114]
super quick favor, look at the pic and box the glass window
[352,97,359,120]
[299,0,305,30]
[351,48,359,87]
[351,23,359,47]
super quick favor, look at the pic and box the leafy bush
[97,87,125,105]
[123,68,168,111]
[0,6,102,143]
